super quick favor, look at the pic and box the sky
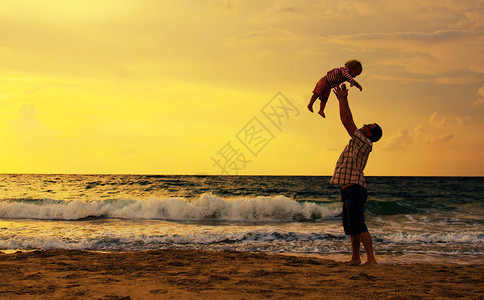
[0,0,483,176]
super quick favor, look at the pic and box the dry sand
[0,249,482,299]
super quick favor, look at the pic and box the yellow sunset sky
[0,0,483,176]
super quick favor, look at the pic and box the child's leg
[307,93,319,112]
[308,77,326,112]
[318,86,331,118]
[318,97,328,118]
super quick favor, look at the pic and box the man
[330,84,382,265]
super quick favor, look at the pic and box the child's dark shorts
[312,76,331,99]
[341,184,368,236]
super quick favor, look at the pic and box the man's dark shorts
[342,184,368,236]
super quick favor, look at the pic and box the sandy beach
[0,249,482,299]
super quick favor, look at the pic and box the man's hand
[333,84,348,101]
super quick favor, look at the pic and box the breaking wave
[0,193,339,222]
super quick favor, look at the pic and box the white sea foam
[380,231,483,244]
[0,194,339,221]
[1,229,482,256]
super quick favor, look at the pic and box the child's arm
[341,68,362,91]
[353,81,363,91]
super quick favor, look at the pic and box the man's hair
[370,123,382,142]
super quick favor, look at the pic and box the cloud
[369,73,427,84]
[371,69,481,86]
[474,86,484,106]
[384,128,413,150]
[235,48,277,61]
[413,124,425,139]
[326,27,484,76]
[474,99,484,106]
[434,76,474,85]
[429,112,447,128]
[123,148,136,154]
[224,29,304,46]
[385,123,454,151]
[330,30,466,43]
[431,134,453,143]
[267,2,305,15]
[209,0,235,10]
[247,0,380,25]
[9,104,58,149]
[456,115,472,126]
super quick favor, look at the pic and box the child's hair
[345,60,363,76]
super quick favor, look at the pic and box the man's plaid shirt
[330,130,373,189]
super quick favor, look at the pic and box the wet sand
[0,249,482,299]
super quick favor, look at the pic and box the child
[308,60,363,118]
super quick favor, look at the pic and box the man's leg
[343,187,363,264]
[349,235,361,264]
[360,231,377,265]
[344,185,377,265]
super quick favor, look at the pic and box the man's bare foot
[307,104,314,112]
[318,110,326,118]
[348,259,361,265]
[363,259,378,266]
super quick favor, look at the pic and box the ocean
[0,174,482,264]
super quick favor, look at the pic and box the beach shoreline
[0,249,482,299]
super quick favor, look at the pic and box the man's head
[361,123,382,142]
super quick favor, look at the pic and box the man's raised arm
[333,84,357,137]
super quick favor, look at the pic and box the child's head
[345,60,362,77]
